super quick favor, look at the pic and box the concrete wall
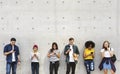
[0,0,120,74]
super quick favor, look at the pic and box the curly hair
[85,41,95,48]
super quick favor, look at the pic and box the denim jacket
[4,44,20,63]
[64,44,80,64]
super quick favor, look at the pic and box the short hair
[10,38,16,41]
[69,37,74,41]
[85,41,95,48]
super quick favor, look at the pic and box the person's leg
[71,62,76,74]
[11,62,17,74]
[66,63,70,74]
[50,62,54,74]
[104,70,108,74]
[54,61,59,74]
[84,61,90,74]
[6,62,11,74]
[31,63,35,74]
[110,70,115,74]
[36,63,39,74]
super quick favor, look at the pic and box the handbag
[110,48,117,63]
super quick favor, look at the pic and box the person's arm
[18,55,21,62]
[76,46,80,55]
[31,53,34,60]
[34,53,40,60]
[64,45,70,55]
[4,50,14,56]
[100,49,105,58]
[55,51,60,58]
[108,48,114,57]
[101,52,105,58]
[47,50,54,58]
[83,51,91,58]
[17,47,21,63]
[83,50,94,58]
[92,52,95,58]
[4,45,14,56]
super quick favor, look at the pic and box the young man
[4,38,21,74]
[64,37,80,74]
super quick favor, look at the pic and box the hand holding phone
[91,52,93,54]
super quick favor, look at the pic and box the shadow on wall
[59,50,66,73]
[44,55,49,74]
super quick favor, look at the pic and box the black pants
[31,62,39,74]
[50,61,59,74]
[66,62,76,74]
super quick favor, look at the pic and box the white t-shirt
[100,48,114,58]
[12,46,16,62]
[48,50,60,62]
[69,45,74,62]
[31,52,40,62]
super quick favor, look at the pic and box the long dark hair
[102,41,110,50]
[50,42,58,52]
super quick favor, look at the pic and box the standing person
[99,41,116,74]
[64,37,80,74]
[83,41,95,74]
[3,38,21,74]
[47,42,60,74]
[31,45,40,74]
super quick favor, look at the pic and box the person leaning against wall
[30,45,40,74]
[99,41,116,74]
[83,41,95,74]
[47,42,60,74]
[64,37,80,74]
[3,38,21,74]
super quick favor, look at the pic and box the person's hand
[66,49,71,54]
[67,49,71,53]
[34,54,36,56]
[50,52,55,56]
[10,50,15,53]
[88,53,93,56]
[17,61,21,65]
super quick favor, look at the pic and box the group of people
[3,37,116,74]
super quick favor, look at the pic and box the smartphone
[91,52,93,54]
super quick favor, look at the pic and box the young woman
[31,45,40,74]
[47,42,60,74]
[83,41,95,74]
[99,41,116,74]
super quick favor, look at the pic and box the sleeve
[17,46,20,55]
[111,48,114,51]
[48,50,51,54]
[4,45,8,53]
[57,50,60,54]
[76,46,80,55]
[100,49,104,52]
[36,52,40,60]
[30,52,33,60]
[64,45,68,55]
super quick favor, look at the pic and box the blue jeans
[84,60,94,74]
[31,62,39,74]
[6,62,17,74]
